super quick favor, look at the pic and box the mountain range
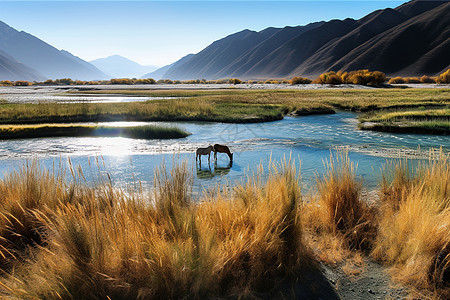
[0,0,449,82]
[141,54,195,80]
[0,20,107,81]
[157,0,450,80]
[90,55,158,79]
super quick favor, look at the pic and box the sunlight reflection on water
[0,112,448,192]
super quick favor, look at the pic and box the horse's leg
[208,153,210,163]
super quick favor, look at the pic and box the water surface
[0,112,448,193]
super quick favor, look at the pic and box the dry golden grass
[0,158,313,299]
[305,151,376,250]
[373,150,450,299]
[302,151,376,278]
[0,152,448,298]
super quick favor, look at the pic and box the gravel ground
[1,83,448,103]
[323,260,409,300]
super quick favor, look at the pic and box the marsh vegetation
[0,152,448,299]
[0,88,448,134]
[0,124,190,140]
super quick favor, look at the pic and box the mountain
[164,0,450,80]
[0,20,108,80]
[164,28,281,80]
[141,54,195,80]
[0,49,45,81]
[90,55,158,79]
[324,0,450,77]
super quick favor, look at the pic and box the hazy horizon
[0,0,406,67]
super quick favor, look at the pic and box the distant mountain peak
[90,55,158,79]
[0,19,108,80]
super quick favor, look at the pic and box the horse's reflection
[196,164,214,179]
[213,161,232,176]
[196,161,233,179]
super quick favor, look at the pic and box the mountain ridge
[162,0,450,80]
[90,55,158,79]
[0,20,108,80]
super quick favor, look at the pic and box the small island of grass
[0,124,190,140]
[359,108,450,134]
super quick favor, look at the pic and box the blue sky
[0,1,405,66]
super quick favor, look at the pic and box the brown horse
[213,144,233,161]
[196,145,214,164]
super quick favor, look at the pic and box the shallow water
[0,112,448,193]
[0,91,178,103]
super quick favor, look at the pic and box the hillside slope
[163,0,450,80]
[0,49,45,81]
[0,21,108,80]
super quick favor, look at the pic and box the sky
[0,1,406,67]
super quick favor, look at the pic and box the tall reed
[373,150,450,298]
[0,158,312,299]
[307,151,376,252]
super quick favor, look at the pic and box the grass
[0,158,314,299]
[77,88,450,111]
[373,151,450,299]
[359,108,450,134]
[0,152,448,298]
[302,151,376,276]
[0,124,190,139]
[1,88,448,129]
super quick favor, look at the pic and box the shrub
[388,77,406,84]
[342,70,386,86]
[110,78,134,85]
[55,78,75,85]
[14,81,31,86]
[135,78,156,84]
[436,69,450,84]
[228,78,242,84]
[264,80,279,84]
[420,75,435,83]
[404,77,421,84]
[157,79,174,84]
[0,80,13,86]
[214,79,229,84]
[312,71,343,85]
[290,77,312,85]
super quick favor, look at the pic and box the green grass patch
[0,124,190,139]
[0,88,448,133]
[359,108,450,134]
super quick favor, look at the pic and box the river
[0,111,448,193]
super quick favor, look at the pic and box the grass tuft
[373,150,450,298]
[308,151,376,252]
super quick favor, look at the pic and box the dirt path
[323,260,409,300]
